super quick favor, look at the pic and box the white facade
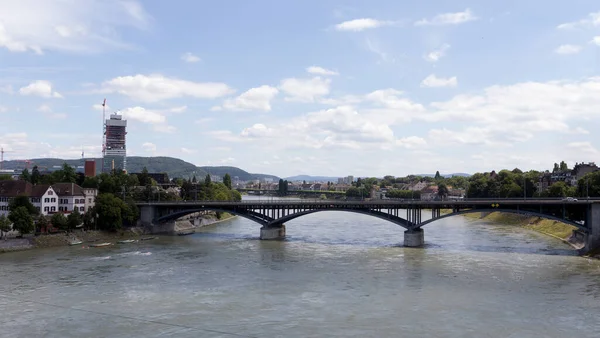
[58,195,86,213]
[83,188,98,213]
[38,186,59,215]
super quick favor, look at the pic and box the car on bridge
[562,197,578,202]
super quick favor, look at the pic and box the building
[571,162,599,183]
[0,180,58,216]
[103,113,127,173]
[52,183,87,213]
[84,160,97,177]
[0,181,97,217]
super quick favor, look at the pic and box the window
[45,198,49,203]
[51,198,56,202]
[80,206,85,212]
[44,207,49,212]
[88,198,92,203]
[48,191,53,195]
[51,206,56,212]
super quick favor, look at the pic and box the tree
[434,171,441,180]
[138,167,151,186]
[0,214,11,239]
[547,181,568,197]
[9,195,38,216]
[553,163,560,173]
[61,163,77,183]
[21,169,31,183]
[31,165,41,185]
[559,161,569,172]
[94,193,129,231]
[204,174,212,187]
[36,215,49,234]
[191,175,197,183]
[51,212,68,231]
[9,206,34,235]
[437,183,449,200]
[223,173,232,189]
[67,209,82,231]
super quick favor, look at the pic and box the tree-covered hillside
[0,157,282,181]
[199,166,279,181]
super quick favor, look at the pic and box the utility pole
[523,175,526,200]
[101,98,106,173]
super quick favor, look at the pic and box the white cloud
[306,66,339,76]
[415,9,477,26]
[142,142,156,153]
[0,106,7,113]
[168,106,187,113]
[334,18,394,32]
[101,74,234,102]
[19,80,62,98]
[557,11,600,30]
[424,44,450,62]
[120,106,166,124]
[181,52,201,63]
[365,38,394,63]
[37,104,52,113]
[181,147,196,154]
[554,44,581,54]
[590,36,600,46]
[421,74,458,88]
[153,125,177,133]
[279,77,331,102]
[220,85,279,112]
[0,0,150,54]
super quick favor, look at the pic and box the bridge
[136,199,600,254]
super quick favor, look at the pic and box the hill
[284,175,340,182]
[415,173,471,178]
[0,157,279,181]
[199,166,279,181]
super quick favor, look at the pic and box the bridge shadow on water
[190,230,579,257]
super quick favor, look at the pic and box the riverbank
[0,212,238,253]
[462,211,583,249]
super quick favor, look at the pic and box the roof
[31,185,51,198]
[51,183,84,197]
[0,180,32,197]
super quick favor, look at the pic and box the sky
[1,0,600,178]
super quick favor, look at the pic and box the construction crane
[0,147,15,170]
[15,159,33,170]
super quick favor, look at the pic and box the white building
[83,188,98,213]
[0,181,58,217]
[52,183,88,213]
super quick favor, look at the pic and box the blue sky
[1,0,600,178]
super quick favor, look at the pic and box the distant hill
[199,166,279,181]
[0,157,278,181]
[284,175,340,182]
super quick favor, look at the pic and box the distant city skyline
[1,1,600,177]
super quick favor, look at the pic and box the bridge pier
[404,228,424,247]
[582,204,600,254]
[260,225,286,240]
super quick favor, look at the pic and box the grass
[462,211,577,240]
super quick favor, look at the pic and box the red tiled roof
[52,183,84,197]
[0,180,32,197]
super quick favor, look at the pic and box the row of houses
[536,162,599,192]
[0,180,97,217]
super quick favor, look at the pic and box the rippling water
[1,205,600,337]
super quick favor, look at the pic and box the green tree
[138,167,151,186]
[9,206,34,235]
[437,183,449,200]
[204,174,212,187]
[0,214,11,239]
[61,163,77,183]
[434,171,441,180]
[94,193,129,231]
[223,173,232,189]
[8,195,38,216]
[67,209,82,231]
[21,168,31,183]
[51,212,68,231]
[553,163,560,173]
[559,161,569,172]
[547,181,568,198]
[36,215,49,234]
[31,165,41,185]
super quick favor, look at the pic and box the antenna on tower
[101,98,106,172]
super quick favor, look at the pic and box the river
[1,197,600,337]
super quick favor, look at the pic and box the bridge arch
[156,208,273,226]
[256,208,412,228]
[416,208,587,232]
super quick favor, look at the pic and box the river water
[1,198,600,337]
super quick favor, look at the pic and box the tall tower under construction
[102,113,127,173]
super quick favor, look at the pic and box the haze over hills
[1,156,470,181]
[0,157,280,181]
